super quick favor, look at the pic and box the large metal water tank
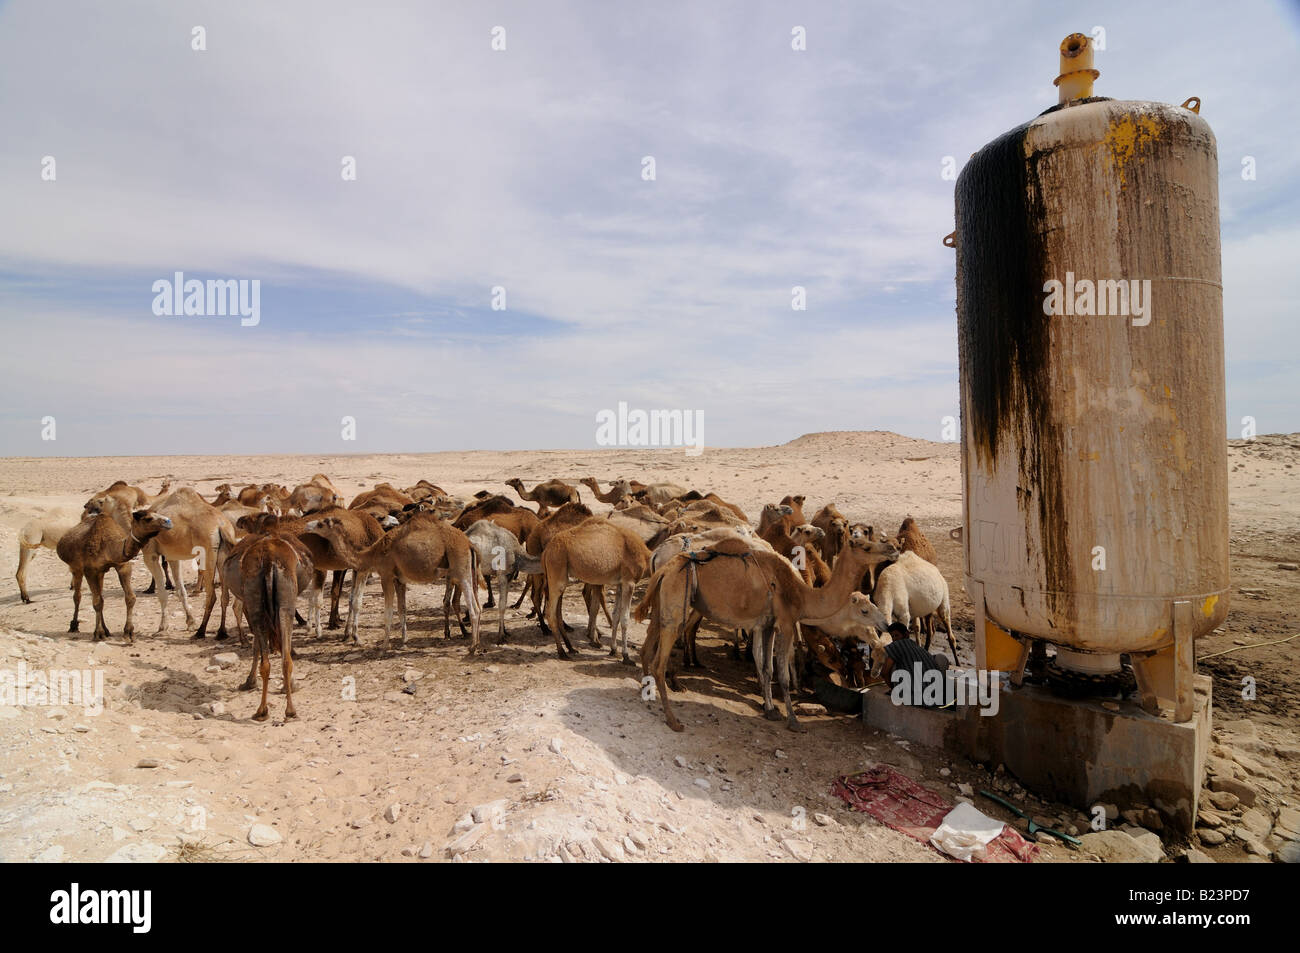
[954,35,1230,691]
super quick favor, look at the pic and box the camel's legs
[192,547,218,638]
[543,580,575,658]
[495,571,509,643]
[327,570,346,630]
[396,578,408,645]
[87,570,108,641]
[585,585,603,647]
[172,558,195,626]
[755,621,780,719]
[461,567,482,654]
[281,599,296,719]
[116,564,136,643]
[610,582,635,663]
[646,604,686,732]
[253,649,271,721]
[242,639,259,691]
[68,568,84,632]
[775,625,803,731]
[16,544,33,603]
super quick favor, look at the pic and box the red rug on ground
[832,766,1039,863]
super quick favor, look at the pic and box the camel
[276,506,385,639]
[137,488,236,639]
[303,513,483,651]
[217,524,321,644]
[634,482,690,507]
[779,494,807,524]
[540,519,652,662]
[811,503,849,564]
[756,502,796,537]
[235,536,306,722]
[460,519,542,642]
[505,478,581,516]
[896,516,938,564]
[87,479,171,511]
[515,501,597,625]
[454,495,539,544]
[16,510,79,603]
[580,477,632,505]
[86,481,175,593]
[348,483,415,521]
[286,477,340,516]
[872,550,957,662]
[634,531,899,732]
[403,480,447,502]
[56,507,173,642]
[604,503,672,546]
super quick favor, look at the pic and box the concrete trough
[862,672,1212,832]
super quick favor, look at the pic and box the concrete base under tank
[861,673,1212,833]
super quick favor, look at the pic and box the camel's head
[848,522,875,541]
[868,634,892,680]
[791,523,825,546]
[380,514,401,529]
[504,478,523,489]
[302,517,343,536]
[849,592,889,632]
[829,516,848,538]
[131,510,172,539]
[761,503,794,521]
[782,494,806,508]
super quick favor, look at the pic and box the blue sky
[0,0,1297,456]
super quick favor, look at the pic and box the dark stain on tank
[955,120,1073,614]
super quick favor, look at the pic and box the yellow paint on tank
[1201,595,1219,618]
[1103,114,1163,186]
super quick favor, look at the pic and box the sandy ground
[0,431,1296,863]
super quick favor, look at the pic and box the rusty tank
[953,34,1229,707]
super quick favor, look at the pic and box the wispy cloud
[0,0,1296,455]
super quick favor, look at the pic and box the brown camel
[135,488,237,639]
[454,495,539,544]
[403,480,447,502]
[634,531,898,732]
[580,477,632,505]
[604,503,672,546]
[541,519,651,661]
[348,483,415,521]
[505,478,581,516]
[287,477,340,516]
[303,513,482,651]
[235,536,306,721]
[273,506,385,639]
[218,523,321,644]
[811,503,849,564]
[516,501,598,629]
[634,482,690,506]
[56,506,173,642]
[896,516,938,564]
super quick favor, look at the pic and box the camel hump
[703,537,752,557]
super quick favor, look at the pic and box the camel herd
[14,475,957,730]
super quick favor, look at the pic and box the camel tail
[633,565,669,623]
[264,567,285,656]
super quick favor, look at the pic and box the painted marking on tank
[1103,114,1163,186]
[1201,594,1219,618]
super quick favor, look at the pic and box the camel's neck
[796,550,871,619]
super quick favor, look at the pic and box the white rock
[384,803,401,823]
[694,778,711,790]
[549,737,564,755]
[472,799,508,825]
[213,653,239,669]
[444,824,487,857]
[674,755,688,768]
[32,845,64,863]
[104,841,167,863]
[248,824,282,847]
